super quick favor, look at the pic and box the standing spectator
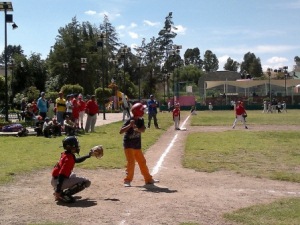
[167,101,171,112]
[208,102,213,111]
[37,92,48,120]
[55,91,66,126]
[262,100,267,113]
[173,103,181,130]
[78,94,86,130]
[48,99,55,119]
[72,94,80,129]
[147,94,160,129]
[119,102,158,187]
[121,93,130,121]
[84,95,99,133]
[65,95,73,119]
[232,101,248,129]
[20,98,27,120]
[282,101,287,113]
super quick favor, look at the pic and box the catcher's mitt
[90,145,104,159]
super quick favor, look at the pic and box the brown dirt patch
[1,117,300,225]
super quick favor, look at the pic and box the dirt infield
[1,115,300,225]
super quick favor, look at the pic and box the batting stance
[51,136,103,203]
[119,102,158,187]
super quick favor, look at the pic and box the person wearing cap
[232,101,248,129]
[77,94,86,130]
[55,91,66,126]
[84,95,99,133]
[147,94,160,129]
[37,92,48,120]
[34,115,44,137]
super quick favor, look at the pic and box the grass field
[1,110,300,225]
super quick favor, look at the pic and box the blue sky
[2,0,300,72]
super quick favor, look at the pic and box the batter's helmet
[131,103,145,117]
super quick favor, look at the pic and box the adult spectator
[37,92,48,120]
[77,94,86,130]
[55,91,66,126]
[84,95,99,133]
[65,94,73,119]
[147,94,160,129]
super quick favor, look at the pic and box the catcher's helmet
[131,102,145,117]
[62,136,80,154]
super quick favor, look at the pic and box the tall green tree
[224,57,240,71]
[184,47,203,69]
[240,52,263,78]
[203,50,219,72]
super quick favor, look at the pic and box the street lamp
[97,32,106,120]
[283,66,288,97]
[171,44,182,101]
[267,68,272,100]
[0,2,18,122]
[120,46,129,93]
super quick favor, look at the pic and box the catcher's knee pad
[64,181,90,196]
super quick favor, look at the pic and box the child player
[51,136,92,203]
[173,103,181,130]
[119,102,158,187]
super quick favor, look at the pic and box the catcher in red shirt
[51,136,103,203]
[232,101,248,129]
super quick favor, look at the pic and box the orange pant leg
[134,150,153,183]
[124,148,135,182]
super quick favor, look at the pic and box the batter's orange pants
[124,148,153,183]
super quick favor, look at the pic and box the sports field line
[151,115,190,175]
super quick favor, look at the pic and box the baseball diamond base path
[1,114,300,225]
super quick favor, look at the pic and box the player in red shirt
[232,101,248,129]
[51,136,92,203]
[173,103,181,130]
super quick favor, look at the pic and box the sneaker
[124,181,131,187]
[145,179,159,185]
[245,126,248,129]
[54,193,75,203]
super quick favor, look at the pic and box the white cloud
[143,20,160,27]
[85,10,97,16]
[128,32,138,39]
[214,45,298,55]
[174,25,186,35]
[267,57,288,64]
[130,23,137,28]
[85,10,121,20]
[117,25,126,30]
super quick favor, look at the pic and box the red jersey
[173,108,180,118]
[78,99,86,112]
[52,152,75,178]
[235,105,246,116]
[72,99,80,119]
[85,100,99,115]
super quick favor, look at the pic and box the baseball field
[0,110,300,225]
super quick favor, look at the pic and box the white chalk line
[151,115,190,175]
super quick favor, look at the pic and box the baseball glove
[242,113,247,118]
[90,145,104,159]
